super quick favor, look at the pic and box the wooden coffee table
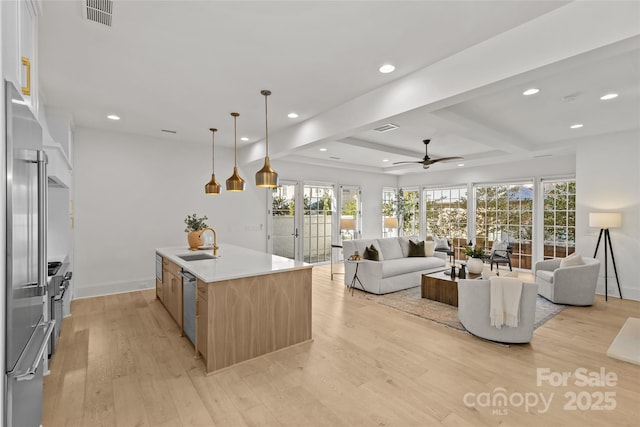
[421,270,480,307]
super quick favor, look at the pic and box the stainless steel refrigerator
[4,81,54,427]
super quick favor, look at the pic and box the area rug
[357,286,564,332]
[607,317,640,365]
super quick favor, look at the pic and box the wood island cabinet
[155,246,313,375]
[195,268,312,374]
[159,258,183,329]
[196,280,208,360]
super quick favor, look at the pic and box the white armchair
[534,257,600,306]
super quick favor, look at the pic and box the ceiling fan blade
[425,156,464,165]
[392,161,425,165]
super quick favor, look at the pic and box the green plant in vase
[184,213,209,249]
[465,245,485,274]
[184,213,209,232]
[465,245,485,258]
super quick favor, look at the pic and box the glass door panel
[271,183,298,260]
[303,184,334,263]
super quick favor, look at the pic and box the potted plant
[184,213,209,250]
[465,245,485,274]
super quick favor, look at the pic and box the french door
[303,184,335,263]
[269,182,337,264]
[270,181,299,260]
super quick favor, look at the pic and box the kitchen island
[155,244,312,374]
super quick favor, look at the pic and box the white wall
[272,159,398,239]
[73,128,268,298]
[576,132,640,301]
[47,186,72,260]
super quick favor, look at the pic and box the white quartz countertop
[155,244,312,283]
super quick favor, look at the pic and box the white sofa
[342,237,447,294]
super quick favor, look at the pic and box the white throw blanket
[490,276,523,329]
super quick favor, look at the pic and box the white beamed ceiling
[39,1,640,175]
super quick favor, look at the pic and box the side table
[330,244,343,280]
[345,260,366,295]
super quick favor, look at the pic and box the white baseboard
[595,283,639,302]
[74,277,156,299]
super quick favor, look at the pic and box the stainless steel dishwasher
[180,270,196,345]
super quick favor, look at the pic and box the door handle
[11,321,55,382]
[291,228,299,238]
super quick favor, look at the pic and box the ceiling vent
[83,0,113,27]
[373,123,399,133]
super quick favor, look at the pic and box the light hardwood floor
[43,265,639,426]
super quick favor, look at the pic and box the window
[399,188,419,237]
[382,188,398,237]
[475,183,533,269]
[424,186,468,258]
[542,180,576,259]
[339,186,360,241]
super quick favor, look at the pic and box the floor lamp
[589,212,623,301]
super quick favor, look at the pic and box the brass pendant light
[225,112,246,192]
[205,128,221,195]
[255,89,279,188]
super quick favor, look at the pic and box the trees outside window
[543,180,576,259]
[399,189,419,237]
[424,187,467,259]
[475,183,533,269]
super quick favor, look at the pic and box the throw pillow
[377,238,404,260]
[363,244,380,261]
[408,240,426,257]
[425,235,435,241]
[424,240,436,257]
[435,238,449,250]
[491,240,509,253]
[559,251,583,268]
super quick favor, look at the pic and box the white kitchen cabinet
[2,0,41,115]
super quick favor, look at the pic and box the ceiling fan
[393,139,463,169]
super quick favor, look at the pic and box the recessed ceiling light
[241,137,249,141]
[107,114,120,120]
[570,123,584,129]
[288,113,299,118]
[457,163,465,167]
[319,148,327,152]
[382,159,389,163]
[600,93,618,100]
[522,88,540,96]
[379,64,395,74]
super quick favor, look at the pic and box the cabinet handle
[21,57,31,96]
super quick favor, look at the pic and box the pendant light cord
[233,113,238,166]
[211,129,216,171]
[264,94,269,156]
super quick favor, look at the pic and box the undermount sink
[177,253,217,262]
